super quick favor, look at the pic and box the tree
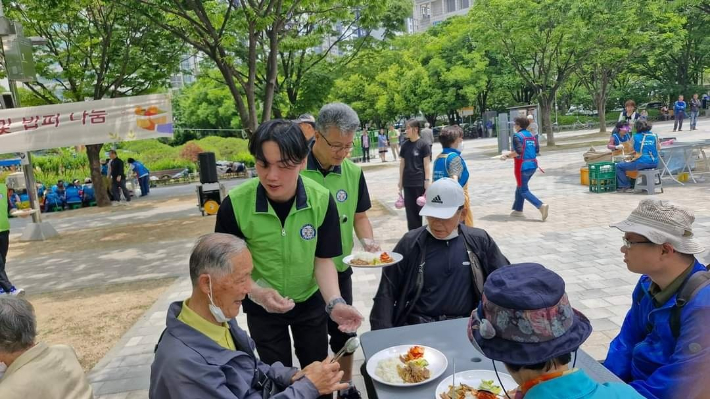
[132,0,410,134]
[470,0,597,145]
[575,0,649,132]
[8,0,182,206]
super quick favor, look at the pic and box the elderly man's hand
[301,357,349,395]
[248,287,295,313]
[330,303,363,333]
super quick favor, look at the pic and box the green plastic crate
[589,177,616,193]
[588,162,616,180]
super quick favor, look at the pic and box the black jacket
[370,224,510,330]
[110,157,125,180]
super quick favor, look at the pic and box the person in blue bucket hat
[466,263,643,399]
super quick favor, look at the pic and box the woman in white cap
[468,263,643,399]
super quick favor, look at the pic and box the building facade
[411,0,472,33]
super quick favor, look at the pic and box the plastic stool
[635,169,663,195]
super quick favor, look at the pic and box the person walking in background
[420,122,434,160]
[108,150,131,205]
[360,130,370,163]
[673,94,686,132]
[433,125,473,226]
[689,93,701,130]
[0,183,24,296]
[501,117,549,222]
[127,158,150,197]
[377,129,388,162]
[296,114,317,145]
[388,125,399,161]
[399,119,431,230]
[527,114,538,139]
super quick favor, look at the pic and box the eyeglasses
[622,237,654,249]
[318,132,354,153]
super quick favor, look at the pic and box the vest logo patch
[431,195,443,204]
[336,189,348,202]
[300,224,316,240]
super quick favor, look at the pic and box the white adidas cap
[419,178,465,219]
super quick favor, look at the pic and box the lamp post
[0,5,58,240]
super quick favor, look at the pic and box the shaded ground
[31,277,176,371]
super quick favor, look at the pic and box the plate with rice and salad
[343,251,403,268]
[366,345,448,387]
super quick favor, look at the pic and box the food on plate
[349,251,395,266]
[374,345,431,384]
[439,380,504,399]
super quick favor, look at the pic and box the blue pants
[139,175,150,196]
[690,111,699,129]
[616,161,657,189]
[513,169,542,211]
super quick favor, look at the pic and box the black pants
[244,292,328,369]
[328,268,355,353]
[362,146,370,162]
[403,186,425,230]
[674,113,685,131]
[111,178,131,202]
[0,231,13,292]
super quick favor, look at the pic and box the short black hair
[109,150,117,155]
[614,121,629,131]
[439,125,463,148]
[249,119,309,167]
[514,117,530,130]
[127,158,135,163]
[406,119,422,132]
[635,120,652,133]
[505,353,572,373]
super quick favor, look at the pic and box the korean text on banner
[0,94,173,153]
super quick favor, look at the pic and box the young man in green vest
[0,183,24,296]
[301,103,379,399]
[215,120,363,395]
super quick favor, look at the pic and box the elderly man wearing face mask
[150,233,348,399]
[370,178,510,330]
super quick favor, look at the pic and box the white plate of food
[343,251,402,268]
[367,345,447,387]
[10,209,37,218]
[436,370,517,399]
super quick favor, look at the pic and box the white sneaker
[540,204,549,222]
[9,287,24,296]
[510,210,524,217]
[111,201,119,207]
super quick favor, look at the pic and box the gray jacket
[150,301,319,399]
[420,128,434,146]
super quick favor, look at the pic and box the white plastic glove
[330,303,363,333]
[360,238,381,252]
[615,145,624,150]
[248,287,295,313]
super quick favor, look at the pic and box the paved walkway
[11,120,710,398]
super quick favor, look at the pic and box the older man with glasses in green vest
[215,119,363,399]
[301,103,380,399]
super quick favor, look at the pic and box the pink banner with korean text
[0,94,173,154]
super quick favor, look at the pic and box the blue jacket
[131,161,149,177]
[513,130,539,171]
[150,301,319,399]
[674,100,686,115]
[604,260,710,399]
[433,148,469,186]
[524,369,643,399]
[632,132,659,166]
[65,186,82,204]
[82,185,95,202]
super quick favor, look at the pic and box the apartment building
[411,0,472,33]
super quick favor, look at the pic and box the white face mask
[207,276,230,324]
[0,361,7,379]
[426,224,459,240]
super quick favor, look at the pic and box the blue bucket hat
[467,263,592,366]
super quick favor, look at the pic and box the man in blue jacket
[150,233,348,399]
[604,199,710,398]
[673,94,686,132]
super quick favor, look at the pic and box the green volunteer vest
[301,158,361,272]
[0,184,9,233]
[229,177,330,302]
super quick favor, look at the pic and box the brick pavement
[28,121,710,397]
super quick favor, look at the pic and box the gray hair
[0,297,36,353]
[316,103,360,137]
[189,233,249,286]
